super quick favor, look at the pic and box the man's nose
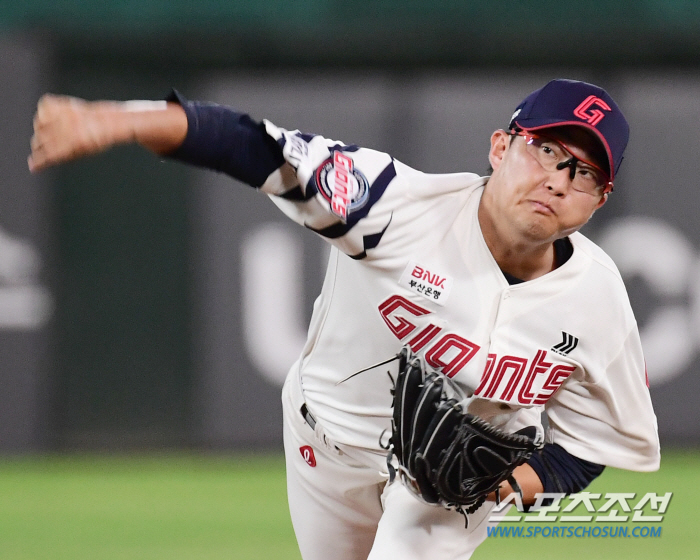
[546,159,577,195]
[556,158,578,180]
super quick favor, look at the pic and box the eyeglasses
[509,131,613,195]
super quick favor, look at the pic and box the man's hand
[28,94,188,173]
[29,95,130,172]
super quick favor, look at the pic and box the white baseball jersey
[260,120,660,473]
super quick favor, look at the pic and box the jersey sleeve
[544,324,660,472]
[164,90,286,187]
[259,120,403,260]
[528,443,605,494]
[164,91,441,260]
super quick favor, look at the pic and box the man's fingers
[30,132,42,153]
[28,140,51,173]
[29,93,142,172]
[28,94,87,172]
[35,94,61,125]
[27,154,40,174]
[28,136,76,173]
[27,148,48,174]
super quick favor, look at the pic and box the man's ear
[596,192,608,210]
[488,129,510,172]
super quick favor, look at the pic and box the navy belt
[300,404,317,429]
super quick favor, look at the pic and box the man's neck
[489,240,556,281]
[477,202,556,282]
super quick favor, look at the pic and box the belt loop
[300,403,317,429]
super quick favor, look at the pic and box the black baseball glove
[389,346,543,518]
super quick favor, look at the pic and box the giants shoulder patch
[315,151,369,221]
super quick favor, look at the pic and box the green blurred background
[0,450,696,559]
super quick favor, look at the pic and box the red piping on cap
[513,120,615,182]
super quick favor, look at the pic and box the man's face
[482,125,608,246]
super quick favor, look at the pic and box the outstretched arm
[28,94,188,173]
[29,91,400,260]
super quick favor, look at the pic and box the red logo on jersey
[573,95,611,126]
[315,151,369,221]
[331,152,353,219]
[300,446,316,467]
[411,265,447,289]
[377,295,480,377]
[377,295,576,401]
[378,295,431,339]
[474,349,575,405]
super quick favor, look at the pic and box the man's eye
[539,143,559,158]
[577,167,604,187]
[578,167,598,179]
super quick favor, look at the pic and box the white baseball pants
[282,373,497,560]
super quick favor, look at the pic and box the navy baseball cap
[508,79,629,182]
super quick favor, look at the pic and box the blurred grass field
[0,449,697,559]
